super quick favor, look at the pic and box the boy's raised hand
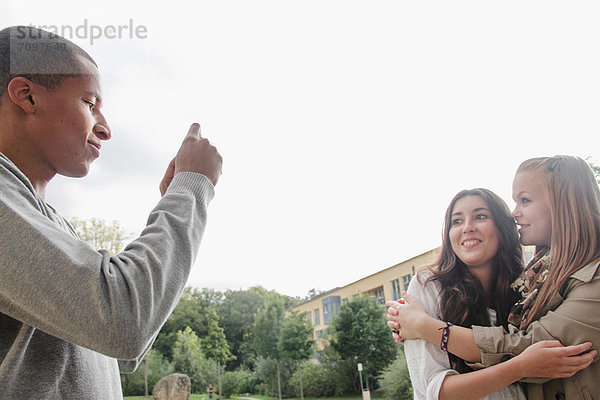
[160,123,222,195]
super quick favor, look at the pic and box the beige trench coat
[471,260,600,400]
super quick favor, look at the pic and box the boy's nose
[94,122,111,141]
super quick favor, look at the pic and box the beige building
[291,247,441,340]
[292,246,535,341]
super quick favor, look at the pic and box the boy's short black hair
[0,26,97,100]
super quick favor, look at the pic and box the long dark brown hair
[426,188,522,372]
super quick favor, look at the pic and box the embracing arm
[387,285,597,387]
[387,292,483,363]
[472,269,600,369]
[436,340,594,400]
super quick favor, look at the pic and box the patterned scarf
[508,249,552,328]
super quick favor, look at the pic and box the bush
[289,363,336,397]
[121,348,174,396]
[378,348,413,400]
[315,345,356,396]
[220,370,254,398]
[235,372,261,395]
[255,358,296,398]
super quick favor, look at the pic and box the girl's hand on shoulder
[515,340,597,379]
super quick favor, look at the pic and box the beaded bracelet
[439,322,453,351]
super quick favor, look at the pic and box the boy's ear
[6,77,37,114]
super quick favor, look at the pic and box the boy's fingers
[186,123,202,139]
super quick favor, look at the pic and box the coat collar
[570,259,600,282]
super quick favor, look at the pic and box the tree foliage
[172,326,216,393]
[220,370,255,398]
[289,363,336,398]
[70,217,129,255]
[587,157,600,184]
[279,311,314,363]
[218,286,297,370]
[329,296,396,391]
[217,287,272,369]
[155,287,222,360]
[121,348,174,396]
[172,327,203,376]
[378,347,413,400]
[253,296,286,360]
[280,311,314,400]
[255,358,295,398]
[201,308,235,365]
[253,296,287,399]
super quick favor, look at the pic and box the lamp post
[357,363,370,400]
[357,363,363,392]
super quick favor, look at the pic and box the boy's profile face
[28,55,111,179]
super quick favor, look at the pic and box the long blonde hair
[518,156,600,328]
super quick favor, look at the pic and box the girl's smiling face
[449,195,500,272]
[511,171,552,247]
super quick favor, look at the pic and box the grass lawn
[125,394,209,400]
[125,395,383,400]
[239,397,383,400]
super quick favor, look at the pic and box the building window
[370,286,385,305]
[342,298,348,305]
[323,303,331,321]
[402,274,412,291]
[391,279,401,301]
[305,311,312,326]
[322,296,341,324]
[314,308,320,326]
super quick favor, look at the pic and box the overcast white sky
[4,1,600,298]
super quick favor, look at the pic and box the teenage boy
[0,26,222,399]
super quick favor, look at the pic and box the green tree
[155,287,223,361]
[316,343,355,396]
[255,358,295,398]
[201,308,235,399]
[70,217,129,255]
[218,287,270,370]
[305,288,323,300]
[218,286,296,370]
[330,296,396,393]
[172,326,215,393]
[253,296,286,400]
[279,311,314,400]
[172,327,203,377]
[586,157,600,184]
